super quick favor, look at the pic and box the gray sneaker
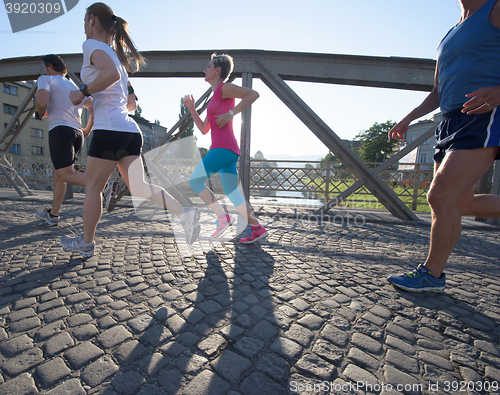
[35,208,58,226]
[103,181,119,213]
[180,207,200,244]
[60,232,95,257]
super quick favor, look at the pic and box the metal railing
[0,155,435,211]
[249,159,434,211]
[0,155,118,193]
[0,155,220,196]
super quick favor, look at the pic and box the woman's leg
[82,157,118,244]
[117,155,182,217]
[219,161,260,227]
[217,156,268,243]
[189,149,230,218]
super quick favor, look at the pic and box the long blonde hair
[86,2,146,72]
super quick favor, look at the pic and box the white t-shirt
[80,39,140,134]
[36,75,84,131]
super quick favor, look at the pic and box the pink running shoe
[239,226,268,244]
[211,214,235,238]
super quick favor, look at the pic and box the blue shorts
[189,148,246,207]
[434,108,500,162]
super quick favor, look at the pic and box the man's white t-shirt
[80,39,140,134]
[36,75,84,131]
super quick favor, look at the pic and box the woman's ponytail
[86,2,146,73]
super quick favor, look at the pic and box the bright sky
[1,0,461,159]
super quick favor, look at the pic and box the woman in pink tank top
[184,53,268,244]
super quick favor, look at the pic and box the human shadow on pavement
[0,253,88,312]
[392,287,500,335]
[108,242,285,395]
[389,288,500,385]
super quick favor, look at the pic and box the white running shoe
[35,208,58,226]
[60,232,95,257]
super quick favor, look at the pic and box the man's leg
[424,147,500,278]
[459,186,500,218]
[51,170,66,217]
[51,165,86,216]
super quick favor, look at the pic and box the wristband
[79,84,90,97]
[128,85,138,100]
[229,109,235,117]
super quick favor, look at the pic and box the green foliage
[199,147,209,157]
[307,177,430,212]
[133,104,142,117]
[178,98,194,139]
[354,120,398,163]
[319,151,344,169]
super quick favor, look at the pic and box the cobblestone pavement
[1,196,500,395]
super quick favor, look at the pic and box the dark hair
[42,54,67,74]
[86,2,146,72]
[211,53,234,81]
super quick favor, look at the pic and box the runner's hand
[388,118,411,140]
[463,86,500,114]
[215,112,232,127]
[182,94,195,111]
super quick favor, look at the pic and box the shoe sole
[240,231,268,244]
[60,245,94,258]
[389,282,444,293]
[35,212,58,226]
[211,216,236,238]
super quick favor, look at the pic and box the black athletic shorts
[49,126,83,170]
[88,129,143,161]
[434,108,500,162]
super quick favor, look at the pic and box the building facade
[129,114,168,153]
[1,81,92,159]
[2,82,167,163]
[1,81,50,158]
[400,112,442,171]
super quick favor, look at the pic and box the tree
[134,104,142,117]
[354,120,398,163]
[178,99,194,140]
[319,151,343,169]
[176,99,197,159]
[199,147,209,158]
